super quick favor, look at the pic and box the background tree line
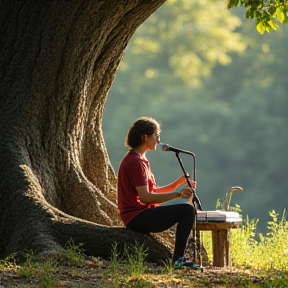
[103,0,288,233]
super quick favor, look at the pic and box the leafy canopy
[227,0,288,34]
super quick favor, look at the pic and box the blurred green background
[103,0,288,233]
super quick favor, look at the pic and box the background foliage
[227,0,288,34]
[103,0,288,233]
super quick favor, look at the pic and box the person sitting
[117,116,199,268]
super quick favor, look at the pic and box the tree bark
[0,0,170,262]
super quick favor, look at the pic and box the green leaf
[265,25,272,32]
[246,8,254,19]
[227,0,239,9]
[268,19,279,30]
[256,22,266,34]
[275,9,285,23]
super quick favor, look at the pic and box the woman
[117,116,198,267]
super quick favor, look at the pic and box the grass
[1,210,288,287]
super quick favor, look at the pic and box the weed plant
[19,250,37,277]
[109,242,123,275]
[62,238,86,266]
[124,241,148,276]
[0,253,16,269]
[161,258,174,275]
[19,250,61,287]
[230,209,288,271]
[36,261,57,288]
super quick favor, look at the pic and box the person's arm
[136,184,192,204]
[154,175,196,193]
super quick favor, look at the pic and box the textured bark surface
[0,0,171,261]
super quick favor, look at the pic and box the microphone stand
[174,152,202,211]
[174,151,203,267]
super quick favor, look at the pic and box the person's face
[145,131,161,151]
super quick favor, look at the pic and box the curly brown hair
[125,117,161,149]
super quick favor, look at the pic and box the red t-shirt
[117,150,157,225]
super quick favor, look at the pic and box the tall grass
[124,242,148,276]
[230,209,288,271]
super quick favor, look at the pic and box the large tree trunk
[0,0,171,262]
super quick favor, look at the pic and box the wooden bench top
[196,220,241,231]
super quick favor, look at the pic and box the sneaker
[174,257,201,270]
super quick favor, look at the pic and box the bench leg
[211,229,230,267]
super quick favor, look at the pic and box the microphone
[158,143,195,156]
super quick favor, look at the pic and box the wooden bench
[196,221,241,267]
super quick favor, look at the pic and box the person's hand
[175,176,196,189]
[179,187,193,199]
[190,180,196,190]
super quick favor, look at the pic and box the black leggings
[126,204,195,262]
